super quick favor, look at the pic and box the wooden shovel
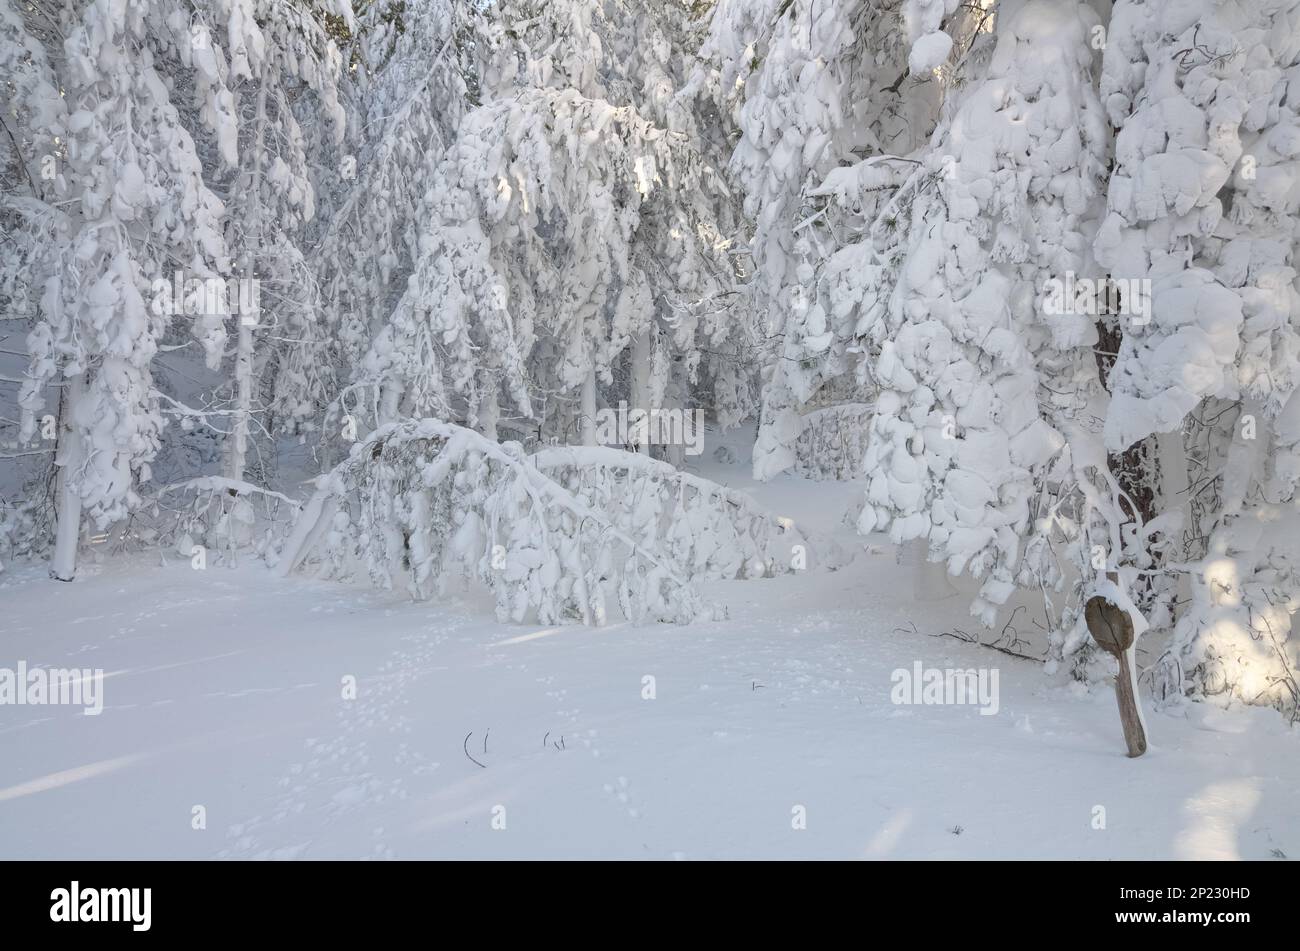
[1084,579,1148,758]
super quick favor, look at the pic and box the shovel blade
[1085,595,1135,654]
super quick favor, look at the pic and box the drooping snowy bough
[279,421,800,625]
[531,446,802,583]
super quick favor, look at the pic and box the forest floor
[2,438,1297,859]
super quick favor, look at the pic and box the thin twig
[463,731,486,769]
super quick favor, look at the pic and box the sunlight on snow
[1174,780,1261,861]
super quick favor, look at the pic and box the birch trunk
[225,79,268,482]
[50,373,88,581]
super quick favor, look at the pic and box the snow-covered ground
[2,448,1296,860]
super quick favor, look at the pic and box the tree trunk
[580,365,597,447]
[478,383,499,442]
[226,318,255,480]
[630,330,652,456]
[50,373,88,581]
[226,78,268,482]
[1156,427,1192,623]
[1094,318,1161,612]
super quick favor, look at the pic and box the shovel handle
[1113,650,1147,758]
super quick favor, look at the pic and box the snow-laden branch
[153,477,300,508]
[531,444,804,582]
[280,420,803,625]
[280,420,714,624]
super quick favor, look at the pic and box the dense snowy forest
[2,0,1300,862]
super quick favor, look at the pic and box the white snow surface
[1,443,1296,860]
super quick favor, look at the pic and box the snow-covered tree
[856,1,1109,629]
[312,0,472,459]
[699,0,962,479]
[205,0,351,485]
[5,0,234,579]
[1095,0,1300,717]
[1,0,358,574]
[706,0,1300,718]
[349,0,746,454]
